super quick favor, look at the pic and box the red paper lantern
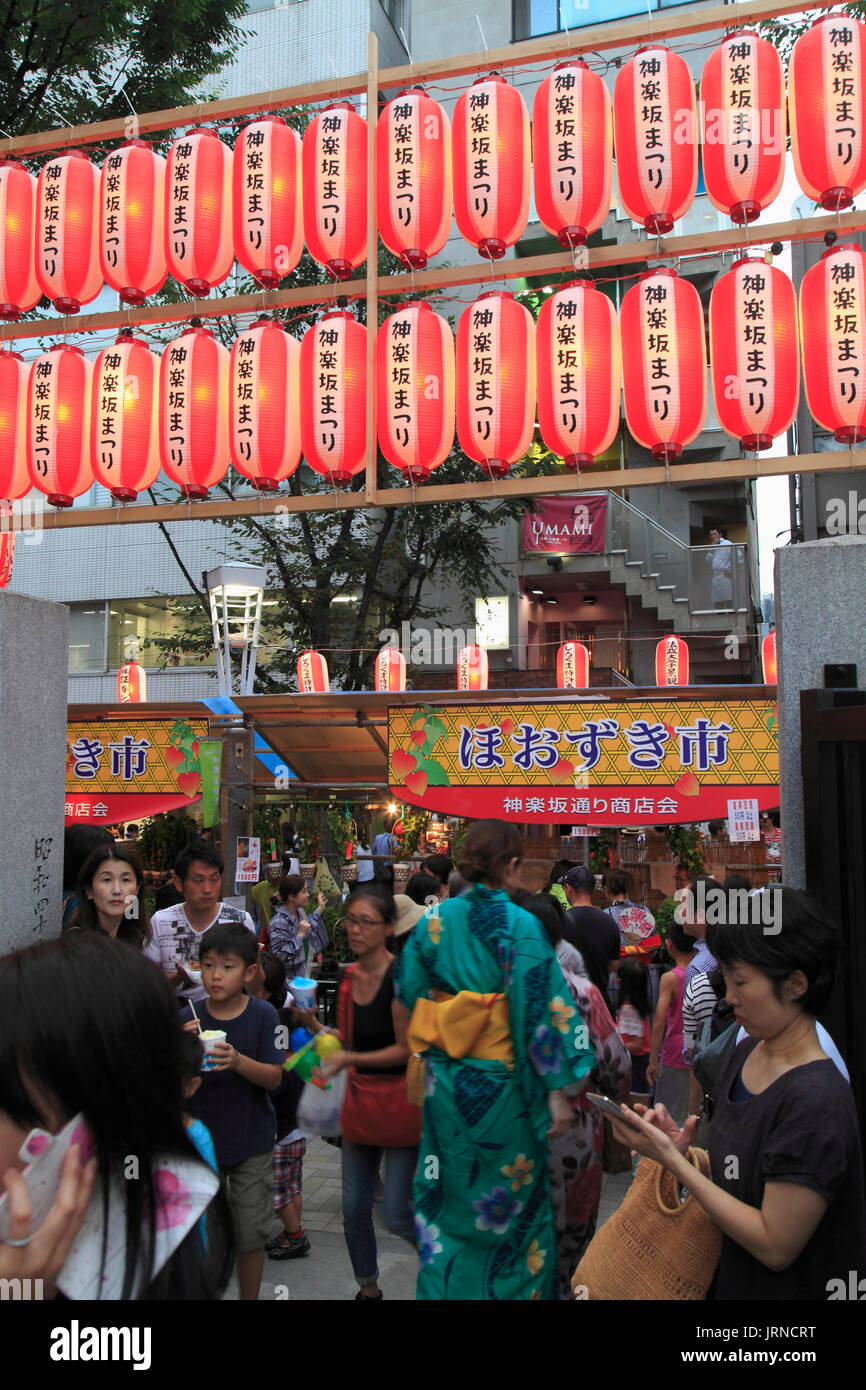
[35,150,102,313]
[377,300,454,483]
[456,291,535,478]
[27,344,94,507]
[377,88,451,270]
[452,75,530,259]
[302,102,367,281]
[100,141,167,304]
[117,662,147,702]
[165,129,233,296]
[233,116,302,288]
[0,352,31,501]
[614,46,698,235]
[557,641,589,690]
[761,630,777,684]
[0,161,40,319]
[230,317,301,492]
[91,332,160,501]
[710,258,799,451]
[800,242,866,443]
[457,644,488,691]
[159,324,229,498]
[655,635,689,686]
[537,280,620,469]
[375,647,406,692]
[533,61,612,248]
[621,268,706,462]
[300,311,367,484]
[0,512,13,589]
[789,15,866,211]
[297,650,330,692]
[701,31,785,225]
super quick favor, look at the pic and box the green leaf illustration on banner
[414,756,450,787]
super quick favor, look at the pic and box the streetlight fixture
[206,564,267,698]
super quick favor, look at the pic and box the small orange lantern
[92,331,160,501]
[800,241,866,443]
[302,102,367,280]
[377,300,455,483]
[165,129,233,296]
[452,75,530,259]
[457,645,488,691]
[230,316,301,492]
[789,15,866,211]
[159,323,230,499]
[621,268,706,462]
[297,650,330,693]
[456,291,535,479]
[35,150,102,313]
[614,46,698,235]
[100,141,166,303]
[710,258,799,451]
[0,351,31,501]
[27,344,94,508]
[701,30,786,225]
[375,647,407,692]
[761,630,777,684]
[0,161,40,319]
[536,280,620,469]
[299,311,367,484]
[117,662,147,702]
[556,642,590,690]
[533,61,611,248]
[233,115,302,287]
[377,88,451,270]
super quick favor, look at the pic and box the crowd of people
[2,819,863,1302]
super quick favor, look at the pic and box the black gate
[801,689,866,1162]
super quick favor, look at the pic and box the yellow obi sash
[406,990,513,1105]
[407,990,513,1067]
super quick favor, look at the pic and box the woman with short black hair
[611,886,866,1300]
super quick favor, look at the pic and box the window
[514,0,691,43]
[68,604,106,673]
[107,598,211,669]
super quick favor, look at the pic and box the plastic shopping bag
[297,1067,346,1138]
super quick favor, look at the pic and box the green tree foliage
[758,5,866,62]
[1,0,247,137]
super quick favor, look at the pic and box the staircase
[605,493,750,635]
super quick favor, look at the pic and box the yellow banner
[67,718,210,796]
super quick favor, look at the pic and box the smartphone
[586,1093,642,1125]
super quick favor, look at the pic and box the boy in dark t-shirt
[181,921,284,1301]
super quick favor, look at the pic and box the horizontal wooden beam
[0,0,835,158]
[4,209,863,343]
[36,448,866,531]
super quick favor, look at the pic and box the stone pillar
[775,535,866,888]
[0,593,69,951]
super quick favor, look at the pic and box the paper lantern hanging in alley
[456,291,535,478]
[377,300,454,483]
[710,258,799,451]
[537,280,620,469]
[297,650,330,693]
[375,647,406,692]
[614,46,698,235]
[230,316,301,492]
[533,61,611,247]
[621,268,706,461]
[701,30,785,224]
[159,324,230,498]
[35,151,102,313]
[100,141,167,303]
[557,641,589,690]
[457,644,488,691]
[302,102,367,280]
[92,331,160,501]
[452,75,530,259]
[377,88,451,270]
[761,630,777,684]
[0,162,40,319]
[800,241,866,443]
[233,115,302,287]
[0,351,31,501]
[789,15,866,210]
[300,310,367,484]
[27,344,94,507]
[655,635,689,686]
[117,662,147,702]
[165,129,233,296]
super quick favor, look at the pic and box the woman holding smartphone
[609,887,866,1299]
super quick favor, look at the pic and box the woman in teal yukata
[395,820,595,1300]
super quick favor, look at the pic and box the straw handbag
[572,1149,722,1300]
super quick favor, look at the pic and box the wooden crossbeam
[3,209,863,343]
[30,448,866,530]
[0,0,835,157]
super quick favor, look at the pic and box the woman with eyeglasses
[317,884,420,1300]
[394,819,595,1300]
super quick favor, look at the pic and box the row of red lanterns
[114,635,776,700]
[2,239,861,505]
[1,17,865,317]
[297,634,777,693]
